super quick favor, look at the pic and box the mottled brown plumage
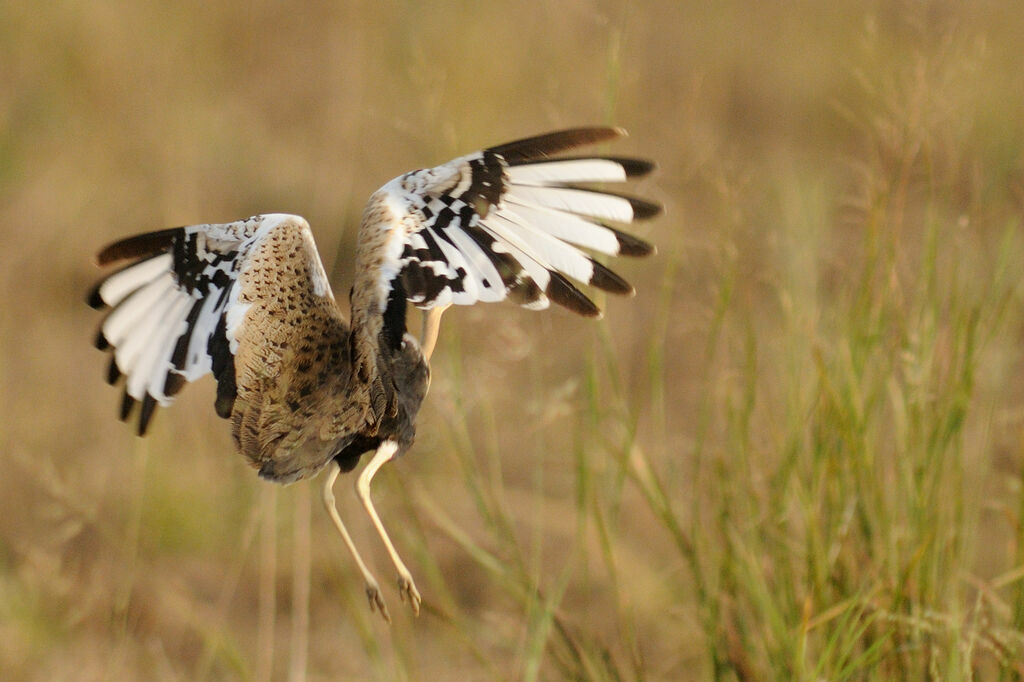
[227,219,374,483]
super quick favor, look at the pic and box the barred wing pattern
[369,127,658,319]
[89,127,658,437]
[89,214,333,436]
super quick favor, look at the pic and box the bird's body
[88,127,659,620]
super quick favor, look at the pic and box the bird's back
[226,222,372,482]
[233,221,432,482]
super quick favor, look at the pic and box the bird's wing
[360,127,659,319]
[88,213,336,436]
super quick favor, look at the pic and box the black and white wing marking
[372,127,659,318]
[88,213,329,435]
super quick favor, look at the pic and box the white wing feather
[362,128,658,318]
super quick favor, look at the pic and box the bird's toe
[398,573,421,616]
[366,582,391,624]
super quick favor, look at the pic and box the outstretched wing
[88,213,334,436]
[364,127,659,319]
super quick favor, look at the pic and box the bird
[87,126,660,622]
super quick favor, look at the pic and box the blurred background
[3,1,1024,679]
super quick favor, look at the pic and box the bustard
[88,127,659,621]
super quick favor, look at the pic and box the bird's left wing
[87,214,335,436]
[360,127,659,319]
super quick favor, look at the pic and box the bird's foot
[366,580,391,624]
[397,571,421,616]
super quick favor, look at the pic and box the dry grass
[3,1,1024,679]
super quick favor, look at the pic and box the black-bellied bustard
[88,127,659,621]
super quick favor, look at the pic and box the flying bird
[88,127,659,622]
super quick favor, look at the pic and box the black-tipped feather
[610,227,656,257]
[623,194,663,220]
[504,275,544,308]
[163,372,186,398]
[589,261,634,295]
[508,155,656,179]
[575,189,663,221]
[87,284,105,309]
[545,272,601,317]
[107,355,122,385]
[138,395,157,435]
[120,392,136,421]
[618,157,657,179]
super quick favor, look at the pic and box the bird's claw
[398,572,422,616]
[363,573,419,622]
[366,582,391,624]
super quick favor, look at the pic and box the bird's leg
[321,459,391,623]
[420,304,450,364]
[356,440,421,615]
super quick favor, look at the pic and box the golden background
[3,1,1024,678]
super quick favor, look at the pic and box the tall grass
[590,26,1024,680]
[410,19,1024,680]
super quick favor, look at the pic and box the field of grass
[3,1,1024,679]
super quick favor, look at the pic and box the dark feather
[107,355,122,385]
[209,315,237,419]
[589,261,634,295]
[120,391,136,421]
[610,227,656,257]
[163,372,186,398]
[382,280,408,352]
[625,195,662,220]
[170,300,204,371]
[96,228,179,266]
[545,271,600,318]
[86,283,106,309]
[138,394,157,435]
[489,127,625,164]
[505,274,544,307]
[214,391,234,419]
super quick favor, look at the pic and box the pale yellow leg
[356,441,421,615]
[420,304,450,363]
[321,459,390,623]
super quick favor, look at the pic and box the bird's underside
[88,126,660,621]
